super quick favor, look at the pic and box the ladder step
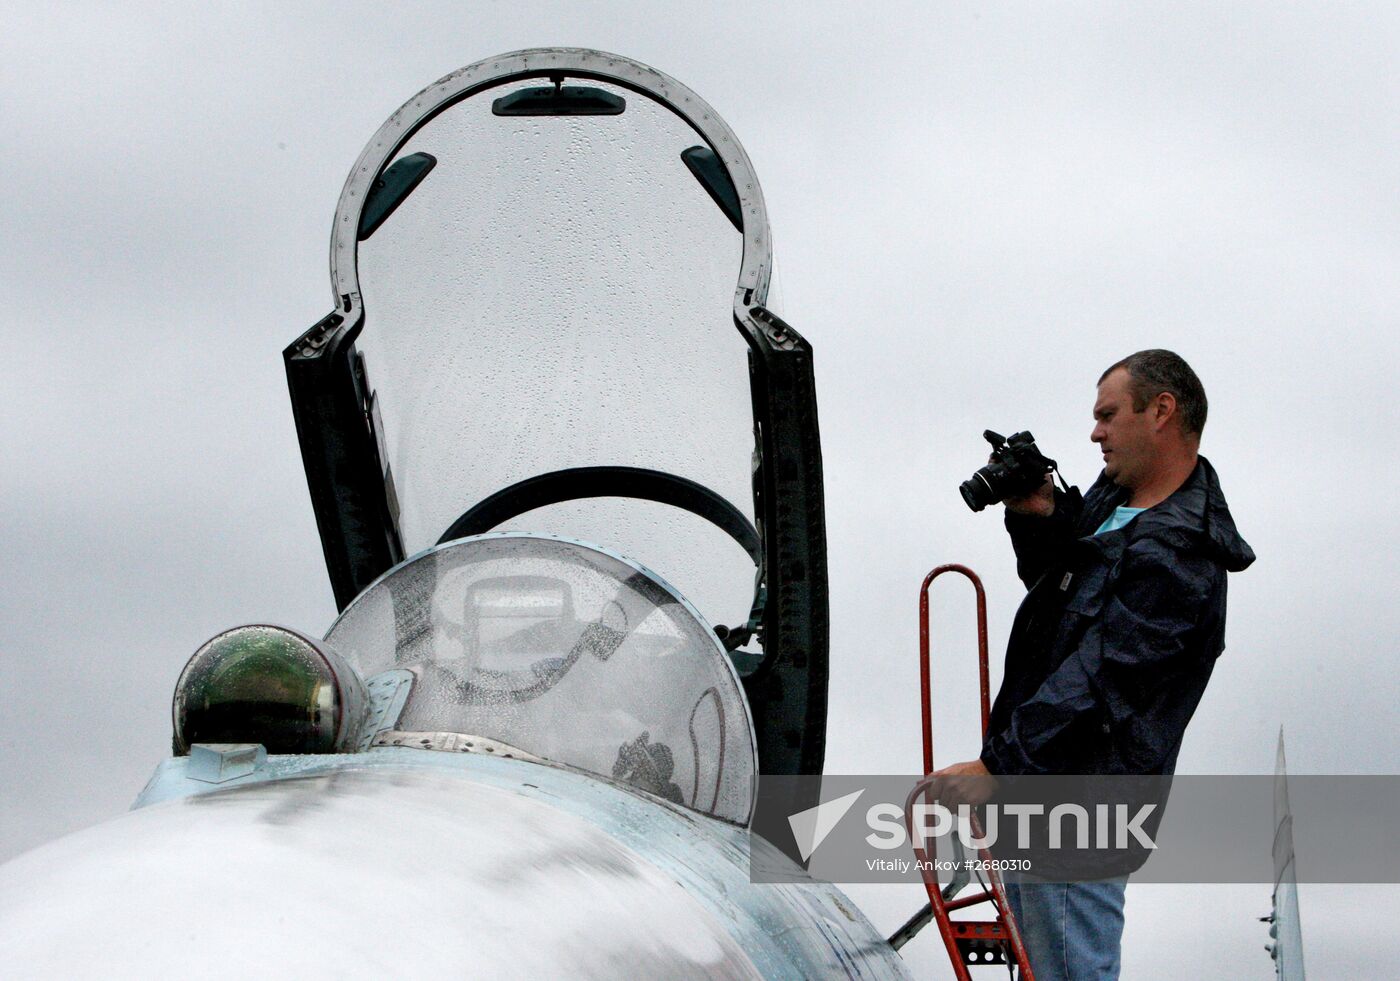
[950,920,1011,940]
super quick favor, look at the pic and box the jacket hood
[1123,456,1255,572]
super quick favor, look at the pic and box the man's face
[1091,368,1157,488]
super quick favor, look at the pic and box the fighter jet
[0,49,913,977]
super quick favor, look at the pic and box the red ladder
[902,563,1036,979]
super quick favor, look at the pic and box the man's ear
[1152,391,1178,431]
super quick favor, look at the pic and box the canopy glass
[353,77,756,630]
[325,535,756,823]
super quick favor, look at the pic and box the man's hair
[1098,349,1208,436]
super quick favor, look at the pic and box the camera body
[959,430,1057,512]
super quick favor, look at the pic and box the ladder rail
[909,563,1035,980]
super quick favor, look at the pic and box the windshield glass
[353,78,756,630]
[324,535,756,824]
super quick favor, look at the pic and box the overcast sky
[2,3,1396,977]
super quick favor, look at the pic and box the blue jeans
[1004,876,1127,981]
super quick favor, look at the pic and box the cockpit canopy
[325,535,756,824]
[286,48,829,778]
[350,67,756,634]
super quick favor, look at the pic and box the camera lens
[959,472,995,512]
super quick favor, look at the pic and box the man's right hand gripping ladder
[889,563,1036,979]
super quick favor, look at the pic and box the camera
[959,430,1057,512]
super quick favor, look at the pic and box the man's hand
[1003,471,1055,517]
[924,758,998,806]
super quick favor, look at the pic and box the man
[927,350,1254,980]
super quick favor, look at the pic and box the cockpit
[171,49,829,823]
[328,534,756,823]
[174,535,756,822]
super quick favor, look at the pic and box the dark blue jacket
[980,457,1255,777]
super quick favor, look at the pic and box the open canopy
[286,49,829,777]
[352,72,755,630]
